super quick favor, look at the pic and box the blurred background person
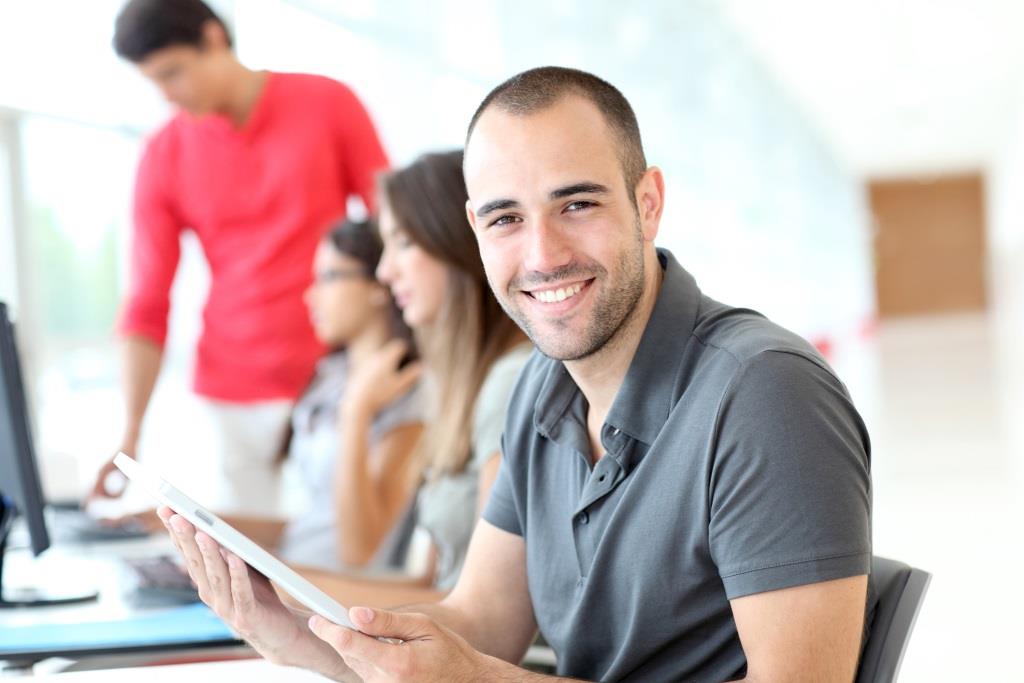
[274,218,423,573]
[375,150,532,591]
[296,150,532,603]
[88,0,389,514]
[119,218,425,574]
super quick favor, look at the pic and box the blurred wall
[987,89,1024,322]
[240,0,875,353]
[0,0,876,490]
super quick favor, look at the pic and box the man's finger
[226,552,269,639]
[352,606,435,641]
[226,552,255,611]
[168,514,212,600]
[195,531,232,613]
[87,461,116,500]
[158,507,186,555]
[87,479,109,501]
[309,615,399,667]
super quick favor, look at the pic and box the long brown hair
[381,150,525,476]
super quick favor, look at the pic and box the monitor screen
[0,301,49,556]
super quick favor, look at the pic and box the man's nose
[523,217,573,276]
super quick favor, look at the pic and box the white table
[24,659,331,681]
[0,533,249,675]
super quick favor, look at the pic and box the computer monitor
[0,301,95,607]
[0,302,50,557]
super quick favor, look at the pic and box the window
[16,115,140,497]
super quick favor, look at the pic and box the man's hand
[87,452,131,501]
[309,606,498,682]
[156,507,355,681]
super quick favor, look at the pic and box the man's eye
[489,215,520,228]
[566,201,595,212]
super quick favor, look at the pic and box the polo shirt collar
[532,248,701,449]
[605,249,700,445]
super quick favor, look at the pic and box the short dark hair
[113,0,232,63]
[325,217,385,279]
[466,66,648,191]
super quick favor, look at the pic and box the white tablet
[114,452,355,630]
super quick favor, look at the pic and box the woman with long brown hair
[283,150,530,598]
[374,149,531,589]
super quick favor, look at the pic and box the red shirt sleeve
[332,84,389,215]
[117,135,182,347]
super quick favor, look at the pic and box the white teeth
[533,282,584,303]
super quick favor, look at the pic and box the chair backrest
[856,556,931,683]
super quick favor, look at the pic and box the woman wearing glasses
[272,217,425,573]
[134,218,425,574]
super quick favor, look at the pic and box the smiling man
[162,67,872,682]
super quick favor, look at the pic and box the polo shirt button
[579,511,589,524]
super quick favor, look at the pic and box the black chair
[856,556,931,683]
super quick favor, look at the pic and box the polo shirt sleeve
[117,136,182,347]
[331,83,389,215]
[709,350,871,600]
[481,435,523,536]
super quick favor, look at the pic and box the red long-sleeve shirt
[119,72,389,401]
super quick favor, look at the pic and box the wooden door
[869,174,987,317]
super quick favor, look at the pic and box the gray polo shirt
[483,249,871,683]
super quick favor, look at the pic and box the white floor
[852,297,1024,677]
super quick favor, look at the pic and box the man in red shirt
[89,0,389,512]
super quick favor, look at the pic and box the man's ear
[634,166,665,242]
[465,199,480,236]
[200,19,229,51]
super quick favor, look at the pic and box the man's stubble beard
[493,215,646,362]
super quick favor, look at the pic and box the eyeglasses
[314,268,368,285]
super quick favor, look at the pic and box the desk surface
[27,659,330,681]
[0,534,240,664]
[2,533,179,627]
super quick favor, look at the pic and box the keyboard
[121,555,200,606]
[47,505,151,543]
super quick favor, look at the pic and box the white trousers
[204,398,293,517]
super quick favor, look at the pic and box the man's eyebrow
[476,198,520,217]
[550,182,610,200]
[476,182,610,217]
